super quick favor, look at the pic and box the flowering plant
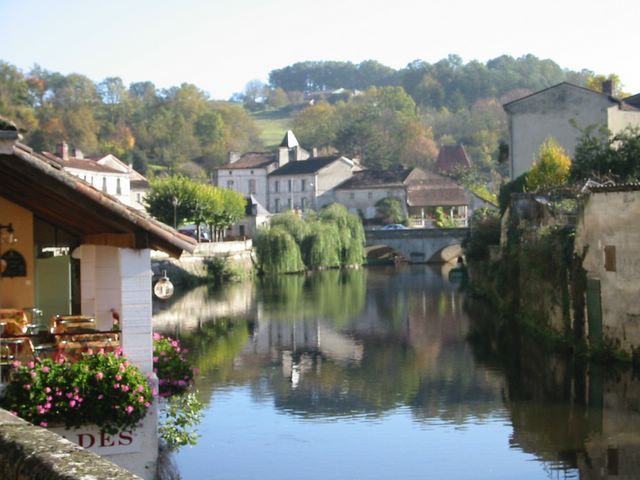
[1,350,153,434]
[153,333,193,397]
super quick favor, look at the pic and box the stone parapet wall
[0,408,140,480]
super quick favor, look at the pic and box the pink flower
[69,400,76,408]
[66,392,73,399]
[30,371,37,378]
[39,421,48,427]
[153,333,162,340]
[98,394,104,400]
[144,402,151,407]
[125,405,134,414]
[96,372,104,380]
[137,396,145,403]
[114,383,120,389]
[137,385,144,392]
[115,374,122,381]
[171,341,179,348]
[153,356,159,362]
[27,361,35,369]
[44,387,51,393]
[40,366,50,373]
[12,361,21,368]
[23,384,31,390]
[121,385,130,392]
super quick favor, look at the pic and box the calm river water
[153,265,640,480]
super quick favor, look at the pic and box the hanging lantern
[154,270,174,300]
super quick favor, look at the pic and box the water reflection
[468,299,640,478]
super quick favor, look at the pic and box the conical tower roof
[279,130,299,148]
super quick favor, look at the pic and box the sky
[2,0,639,99]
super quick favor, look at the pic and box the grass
[251,107,297,148]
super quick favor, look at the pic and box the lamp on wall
[154,270,174,300]
[0,223,16,244]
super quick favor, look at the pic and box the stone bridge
[365,227,469,263]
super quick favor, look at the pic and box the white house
[42,142,150,211]
[215,130,310,208]
[268,155,356,213]
[504,82,640,179]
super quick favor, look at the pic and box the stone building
[503,82,640,179]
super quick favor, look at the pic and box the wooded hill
[0,55,619,184]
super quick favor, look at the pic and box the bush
[153,334,194,398]
[1,352,153,434]
[254,227,305,274]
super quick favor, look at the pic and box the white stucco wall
[66,168,131,205]
[334,187,406,218]
[268,173,318,212]
[216,168,269,208]
[575,189,640,353]
[507,84,617,179]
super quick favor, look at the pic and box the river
[153,265,640,480]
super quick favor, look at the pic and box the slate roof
[406,171,468,207]
[280,130,300,148]
[269,156,344,176]
[334,168,413,189]
[435,144,472,173]
[219,152,277,170]
[503,82,640,112]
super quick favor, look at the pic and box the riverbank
[152,240,254,287]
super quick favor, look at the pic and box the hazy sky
[3,0,639,99]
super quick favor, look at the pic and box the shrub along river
[153,265,640,480]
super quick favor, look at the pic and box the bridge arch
[364,228,468,264]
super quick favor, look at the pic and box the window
[275,180,280,193]
[137,193,142,202]
[301,179,306,192]
[102,177,107,192]
[249,179,256,194]
[274,198,280,212]
[227,180,234,188]
[287,198,292,209]
[349,192,355,200]
[604,245,617,272]
[116,178,122,195]
[228,171,232,175]
[288,179,292,192]
[301,198,307,210]
[368,191,373,200]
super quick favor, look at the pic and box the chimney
[278,147,290,166]
[312,147,318,158]
[228,151,241,164]
[602,79,614,96]
[71,145,84,159]
[56,141,69,161]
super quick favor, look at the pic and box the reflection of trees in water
[466,297,640,477]
[256,268,367,326]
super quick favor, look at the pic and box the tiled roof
[435,144,472,173]
[41,152,125,174]
[334,168,412,189]
[588,182,640,193]
[406,170,468,207]
[219,152,277,170]
[269,156,343,176]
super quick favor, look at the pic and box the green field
[251,108,295,148]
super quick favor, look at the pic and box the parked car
[178,227,210,242]
[382,224,408,230]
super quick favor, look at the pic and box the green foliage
[145,175,246,234]
[375,197,407,225]
[434,207,457,228]
[525,138,571,191]
[153,334,194,398]
[499,172,528,213]
[255,205,364,273]
[1,353,153,434]
[204,256,246,285]
[572,126,640,182]
[159,392,204,450]
[463,208,501,261]
[254,227,305,274]
[294,101,338,148]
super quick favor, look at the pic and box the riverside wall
[0,408,140,480]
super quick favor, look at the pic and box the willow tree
[254,227,305,274]
[318,203,365,266]
[301,222,341,269]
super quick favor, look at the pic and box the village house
[504,81,640,179]
[575,184,640,354]
[225,195,271,239]
[334,167,484,227]
[268,155,356,213]
[215,130,310,208]
[434,143,472,175]
[41,142,150,211]
[0,117,195,478]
